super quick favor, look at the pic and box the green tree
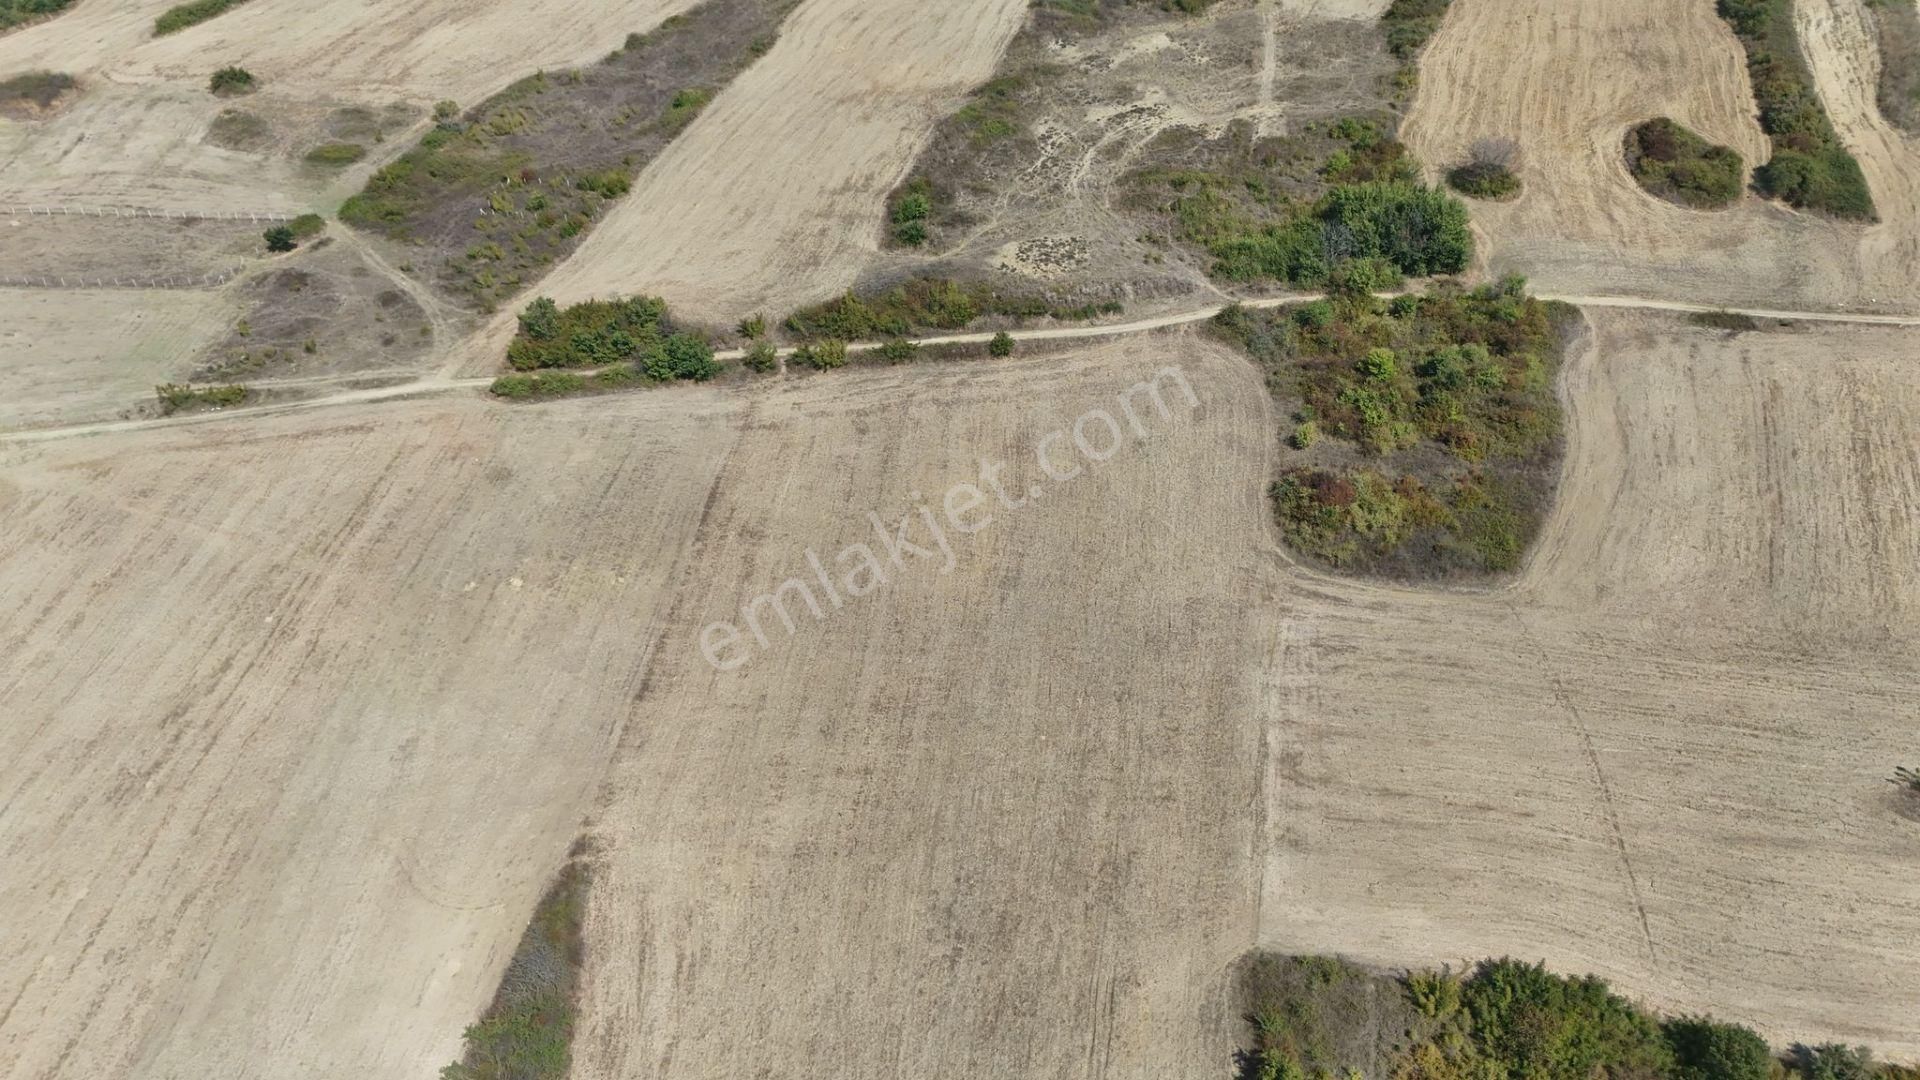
[518,297,561,341]
[1460,959,1673,1080]
[989,331,1015,358]
[263,225,296,252]
[1664,1017,1771,1080]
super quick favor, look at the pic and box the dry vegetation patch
[1870,0,1920,132]
[341,0,798,312]
[0,68,74,117]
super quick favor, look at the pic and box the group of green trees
[1626,118,1745,209]
[1715,0,1877,220]
[504,295,719,383]
[1240,954,1915,1080]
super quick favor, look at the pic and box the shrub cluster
[303,142,366,166]
[1716,0,1877,220]
[207,66,254,96]
[1446,137,1522,200]
[155,383,248,414]
[0,0,73,32]
[1240,954,1913,1080]
[0,70,77,111]
[1627,118,1744,209]
[1381,0,1453,58]
[155,0,251,35]
[441,861,588,1079]
[1217,277,1567,577]
[889,176,935,246]
[505,295,719,383]
[785,278,1121,341]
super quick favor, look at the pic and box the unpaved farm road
[5,291,1917,448]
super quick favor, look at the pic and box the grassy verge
[1715,0,1877,220]
[784,277,1122,342]
[441,859,589,1080]
[1626,118,1745,209]
[1870,0,1920,134]
[154,0,250,35]
[0,0,73,33]
[1214,277,1573,579]
[1237,953,1919,1080]
[342,0,798,311]
[1123,116,1471,291]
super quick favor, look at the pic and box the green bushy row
[0,0,72,32]
[1715,0,1877,220]
[784,278,1121,341]
[505,295,719,382]
[154,0,250,35]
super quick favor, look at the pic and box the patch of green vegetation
[1216,277,1570,578]
[207,66,254,96]
[0,0,73,32]
[1239,954,1917,1080]
[784,277,1121,341]
[488,370,588,399]
[341,0,800,311]
[954,72,1035,144]
[1126,118,1471,288]
[1380,0,1453,58]
[303,142,367,166]
[889,175,935,247]
[1626,118,1744,209]
[1892,765,1920,793]
[1446,137,1521,200]
[506,295,720,382]
[287,213,326,239]
[441,860,588,1078]
[155,383,248,414]
[0,70,75,111]
[1715,0,1877,220]
[154,0,251,35]
[988,330,1015,358]
[791,338,848,371]
[1689,309,1761,332]
[263,225,297,252]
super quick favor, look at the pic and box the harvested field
[0,391,739,1078]
[0,213,263,281]
[572,330,1271,1079]
[1265,308,1920,1057]
[0,286,239,429]
[1401,0,1920,314]
[534,0,1028,326]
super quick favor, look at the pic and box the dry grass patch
[1870,0,1920,132]
[0,69,75,117]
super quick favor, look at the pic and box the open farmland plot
[1264,309,1920,1056]
[0,391,739,1078]
[1401,0,1920,314]
[573,330,1273,1078]
[532,0,1028,328]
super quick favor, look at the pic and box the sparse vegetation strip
[0,0,73,33]
[440,855,590,1080]
[154,383,248,415]
[1715,0,1877,220]
[1215,276,1572,579]
[154,0,252,35]
[1626,118,1745,210]
[0,70,75,114]
[1237,953,1919,1080]
[1870,0,1920,134]
[342,0,801,311]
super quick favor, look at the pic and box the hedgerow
[1715,0,1877,220]
[784,278,1121,341]
[154,0,251,35]
[504,295,719,382]
[1238,954,1915,1080]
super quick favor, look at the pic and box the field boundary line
[0,205,296,223]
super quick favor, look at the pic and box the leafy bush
[0,0,75,32]
[286,213,325,239]
[1716,0,1877,219]
[263,225,297,252]
[1459,959,1673,1080]
[1447,137,1522,200]
[207,66,255,96]
[488,371,587,399]
[743,340,778,373]
[890,176,935,247]
[877,338,918,363]
[1627,118,1744,209]
[785,278,1119,340]
[989,331,1015,357]
[1381,0,1454,58]
[792,339,848,370]
[1788,1044,1879,1080]
[0,70,76,112]
[155,0,251,35]
[303,142,366,166]
[1666,1016,1773,1080]
[155,383,248,413]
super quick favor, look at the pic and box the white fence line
[0,266,246,290]
[0,205,295,223]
